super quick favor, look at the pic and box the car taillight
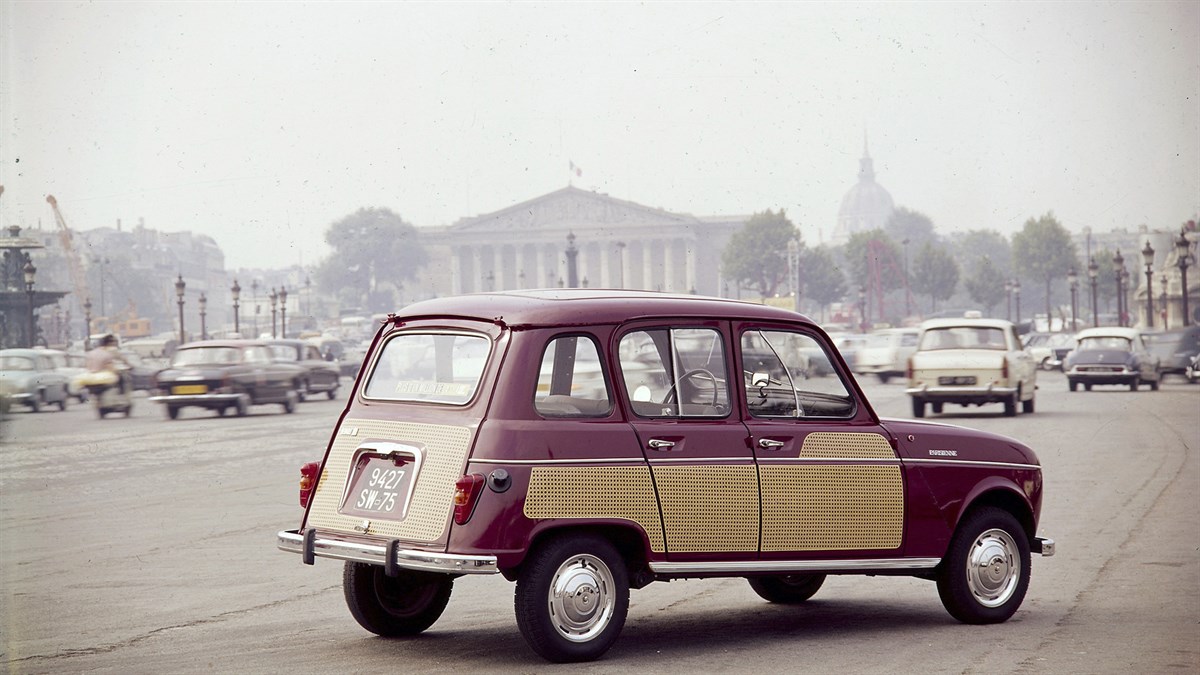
[1002,359,1009,380]
[299,461,321,508]
[452,474,486,525]
[906,356,914,380]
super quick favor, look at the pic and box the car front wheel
[937,507,1031,624]
[515,534,629,663]
[911,398,925,418]
[747,574,826,603]
[343,562,453,636]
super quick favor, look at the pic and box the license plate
[340,454,414,520]
[938,376,976,385]
[172,384,208,395]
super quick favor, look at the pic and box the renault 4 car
[277,290,1054,663]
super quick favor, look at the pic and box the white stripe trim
[472,457,646,466]
[904,458,1041,470]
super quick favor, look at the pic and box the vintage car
[39,348,90,402]
[907,318,1037,418]
[1145,326,1200,379]
[277,291,1054,663]
[149,340,305,419]
[266,339,341,400]
[854,327,919,382]
[1065,327,1161,391]
[0,348,71,412]
[1022,332,1075,371]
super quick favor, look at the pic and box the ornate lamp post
[269,288,278,338]
[565,232,579,289]
[1178,227,1192,326]
[23,260,37,347]
[1067,268,1078,332]
[83,297,93,349]
[251,279,260,337]
[616,241,627,289]
[279,287,288,338]
[304,276,311,318]
[787,238,800,311]
[1113,250,1125,327]
[1088,256,1099,327]
[175,274,186,344]
[485,271,495,292]
[902,238,911,317]
[1161,273,1169,327]
[1004,279,1013,322]
[1141,241,1155,329]
[231,278,241,336]
[1012,279,1021,327]
[858,285,867,332]
[198,292,208,340]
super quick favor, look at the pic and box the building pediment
[448,186,699,235]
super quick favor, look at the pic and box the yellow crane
[45,195,92,318]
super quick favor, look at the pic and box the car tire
[937,507,1031,624]
[931,402,944,414]
[1130,380,1138,392]
[747,574,826,604]
[235,396,249,417]
[1003,392,1017,417]
[1039,357,1051,371]
[327,387,338,400]
[1022,395,1034,414]
[342,562,453,637]
[296,382,307,403]
[912,398,925,418]
[878,373,891,384]
[1149,378,1159,391]
[29,395,40,413]
[97,407,107,419]
[1068,380,1078,392]
[282,391,297,414]
[57,396,67,411]
[166,405,180,420]
[1085,383,1093,391]
[217,406,227,417]
[515,534,629,663]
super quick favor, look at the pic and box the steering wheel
[662,368,719,407]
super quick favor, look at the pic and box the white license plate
[339,455,414,520]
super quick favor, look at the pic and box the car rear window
[363,332,489,405]
[919,326,1007,351]
[172,347,242,366]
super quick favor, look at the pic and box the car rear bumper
[148,392,246,406]
[1033,536,1056,556]
[906,384,1018,403]
[277,529,499,575]
[1067,370,1137,385]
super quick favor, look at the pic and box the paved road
[1,372,1197,674]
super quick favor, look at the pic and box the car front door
[618,322,758,561]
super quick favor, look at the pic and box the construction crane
[45,195,92,318]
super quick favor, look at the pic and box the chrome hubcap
[547,554,615,642]
[966,528,1020,607]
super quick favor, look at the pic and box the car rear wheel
[235,396,249,417]
[911,398,925,418]
[931,402,944,414]
[747,574,826,603]
[1148,378,1159,391]
[282,391,297,414]
[515,534,629,663]
[1003,391,1017,417]
[1022,395,1034,414]
[937,507,1030,624]
[165,405,180,420]
[1068,380,1078,392]
[327,387,338,400]
[1130,380,1138,392]
[57,396,67,411]
[343,562,453,637]
[29,395,40,413]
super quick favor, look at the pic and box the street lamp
[304,276,311,318]
[1067,268,1078,332]
[269,288,278,339]
[84,297,93,349]
[1013,279,1021,327]
[902,238,911,317]
[1113,250,1125,327]
[858,285,867,332]
[23,259,37,347]
[1161,273,1169,327]
[1088,256,1099,327]
[485,271,495,292]
[1004,280,1013,321]
[565,232,579,289]
[279,287,288,338]
[615,241,627,289]
[231,279,241,336]
[175,274,186,344]
[1177,228,1192,326]
[198,292,208,340]
[252,279,260,337]
[1141,241,1155,329]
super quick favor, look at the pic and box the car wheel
[1022,395,1034,414]
[1084,383,1093,391]
[166,405,180,420]
[1068,380,1078,392]
[57,396,67,411]
[97,407,107,419]
[1149,378,1159,391]
[1003,392,1017,417]
[235,396,249,417]
[327,387,338,400]
[1130,380,1138,392]
[29,395,40,413]
[515,534,629,663]
[911,398,925,418]
[747,574,826,604]
[1039,357,1051,371]
[217,406,227,417]
[937,507,1030,624]
[296,382,307,403]
[282,391,297,414]
[931,402,944,414]
[878,373,891,384]
[342,562,453,637]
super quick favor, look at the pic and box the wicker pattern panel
[307,419,472,542]
[801,432,895,459]
[760,464,903,551]
[653,465,760,552]
[525,466,665,552]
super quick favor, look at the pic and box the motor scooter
[78,368,134,418]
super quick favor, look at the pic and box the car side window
[533,335,612,418]
[742,329,854,419]
[619,327,730,418]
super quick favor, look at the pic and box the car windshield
[269,345,300,361]
[1,356,35,371]
[1078,336,1132,351]
[363,332,490,405]
[172,347,242,366]
[920,326,1007,351]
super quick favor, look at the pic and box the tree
[721,209,800,299]
[885,207,938,253]
[801,246,847,320]
[841,229,905,288]
[950,229,1013,276]
[965,255,1008,317]
[314,207,426,313]
[1012,213,1079,327]
[911,242,960,312]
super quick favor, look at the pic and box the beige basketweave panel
[800,431,896,459]
[307,419,472,542]
[652,465,760,553]
[760,464,904,551]
[525,466,666,552]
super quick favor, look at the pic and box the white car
[906,318,1037,418]
[854,328,919,383]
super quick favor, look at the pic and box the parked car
[907,318,1037,418]
[1064,327,1161,391]
[0,348,71,412]
[38,348,90,402]
[854,328,919,382]
[267,339,341,400]
[1022,332,1075,371]
[278,290,1054,663]
[119,349,163,391]
[149,340,305,419]
[1144,326,1200,379]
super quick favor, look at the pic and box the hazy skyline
[2,1,1197,271]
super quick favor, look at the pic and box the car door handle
[758,438,786,449]
[647,439,676,450]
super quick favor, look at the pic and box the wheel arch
[953,483,1036,548]
[502,522,652,586]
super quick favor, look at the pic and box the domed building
[832,140,895,245]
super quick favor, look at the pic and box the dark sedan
[1065,327,1161,391]
[266,339,341,400]
[149,341,305,419]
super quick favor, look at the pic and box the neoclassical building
[413,186,747,298]
[832,141,895,245]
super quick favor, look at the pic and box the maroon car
[278,290,1054,662]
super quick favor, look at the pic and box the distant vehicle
[829,333,870,371]
[149,341,305,419]
[0,348,71,413]
[1065,327,1161,392]
[119,349,163,391]
[267,339,341,400]
[1187,353,1200,383]
[1022,332,1075,371]
[854,328,919,383]
[907,318,1037,418]
[1144,326,1200,378]
[38,348,90,402]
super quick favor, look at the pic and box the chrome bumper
[1033,536,1056,557]
[277,529,499,575]
[148,392,245,405]
[906,385,1018,397]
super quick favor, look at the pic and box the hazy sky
[2,1,1197,270]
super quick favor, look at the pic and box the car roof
[918,318,1014,330]
[1075,327,1143,340]
[176,340,268,349]
[395,290,815,329]
[0,348,45,358]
